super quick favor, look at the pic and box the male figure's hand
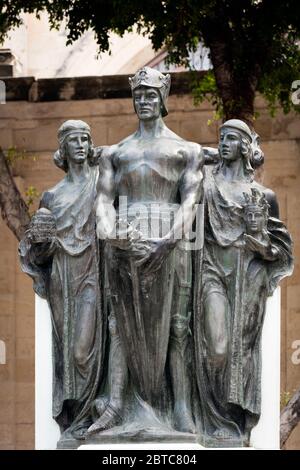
[135,237,176,275]
[107,220,148,256]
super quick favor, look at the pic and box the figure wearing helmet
[88,67,204,437]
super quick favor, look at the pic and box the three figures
[20,67,293,448]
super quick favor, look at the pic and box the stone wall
[0,73,299,449]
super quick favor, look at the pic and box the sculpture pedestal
[35,289,280,450]
[35,295,60,450]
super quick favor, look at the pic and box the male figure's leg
[169,244,195,433]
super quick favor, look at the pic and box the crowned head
[243,188,269,234]
[129,66,171,118]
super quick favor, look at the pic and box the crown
[243,188,269,213]
[129,67,171,92]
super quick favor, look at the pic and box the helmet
[129,66,171,117]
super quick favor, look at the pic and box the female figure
[194,119,293,447]
[20,120,105,444]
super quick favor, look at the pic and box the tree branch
[0,147,30,241]
[280,386,300,447]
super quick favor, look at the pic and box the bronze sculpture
[89,67,204,439]
[19,69,293,448]
[19,120,105,444]
[194,119,293,446]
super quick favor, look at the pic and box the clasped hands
[108,219,176,274]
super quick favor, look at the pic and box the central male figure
[94,67,204,434]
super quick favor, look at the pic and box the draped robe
[193,166,293,446]
[19,167,105,434]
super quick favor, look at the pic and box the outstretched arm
[203,146,219,165]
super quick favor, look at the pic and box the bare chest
[113,140,186,175]
[113,140,187,202]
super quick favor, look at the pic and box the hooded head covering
[58,120,91,145]
[220,119,252,143]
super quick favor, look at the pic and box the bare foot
[71,418,93,440]
[91,396,108,421]
[72,426,89,441]
[174,407,196,434]
[86,403,122,436]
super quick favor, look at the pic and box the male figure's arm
[203,146,219,165]
[96,147,137,248]
[96,147,117,240]
[166,143,204,242]
[244,231,280,261]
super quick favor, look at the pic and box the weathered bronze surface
[20,120,105,445]
[20,68,293,448]
[195,119,293,446]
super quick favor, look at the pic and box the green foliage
[258,46,300,116]
[190,71,224,122]
[25,185,40,208]
[280,390,295,410]
[5,146,37,167]
[1,1,300,119]
[5,145,26,165]
[4,146,39,210]
[191,71,218,107]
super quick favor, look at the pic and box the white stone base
[35,288,280,450]
[35,295,60,450]
[250,287,280,449]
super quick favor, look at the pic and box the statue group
[20,67,293,448]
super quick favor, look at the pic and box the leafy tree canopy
[1,0,300,123]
